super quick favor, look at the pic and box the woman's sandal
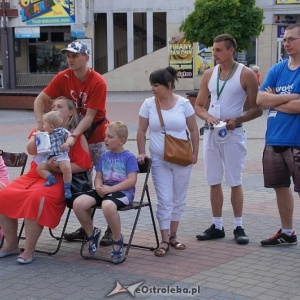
[154,241,169,257]
[169,235,186,250]
[111,234,124,264]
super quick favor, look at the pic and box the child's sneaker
[43,174,57,187]
[88,227,101,255]
[64,182,72,199]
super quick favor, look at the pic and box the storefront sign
[276,0,300,3]
[195,43,213,76]
[71,25,85,38]
[15,26,40,38]
[277,26,288,38]
[18,0,75,25]
[169,37,193,78]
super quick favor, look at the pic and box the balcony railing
[16,73,56,87]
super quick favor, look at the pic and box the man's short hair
[213,34,237,51]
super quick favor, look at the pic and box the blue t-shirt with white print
[260,59,300,146]
[96,150,139,203]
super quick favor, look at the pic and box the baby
[36,111,72,199]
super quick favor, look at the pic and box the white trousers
[203,127,247,187]
[151,157,193,230]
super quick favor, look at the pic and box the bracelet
[70,134,77,138]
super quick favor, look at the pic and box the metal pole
[1,0,10,89]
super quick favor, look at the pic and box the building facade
[0,0,300,91]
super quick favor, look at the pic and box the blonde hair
[107,121,128,139]
[53,97,79,130]
[43,111,63,128]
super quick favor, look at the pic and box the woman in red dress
[0,97,91,264]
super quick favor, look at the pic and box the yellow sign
[195,43,213,76]
[19,0,75,25]
[169,37,193,78]
[276,0,300,3]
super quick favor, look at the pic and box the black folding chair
[18,171,92,255]
[0,150,27,176]
[80,157,159,264]
[0,150,28,248]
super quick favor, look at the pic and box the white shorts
[203,127,247,187]
[41,153,70,164]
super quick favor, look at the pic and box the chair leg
[18,208,72,255]
[124,188,159,254]
[80,191,159,264]
[35,208,72,255]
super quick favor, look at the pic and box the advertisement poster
[169,37,193,78]
[195,43,213,76]
[19,0,75,25]
[276,0,300,3]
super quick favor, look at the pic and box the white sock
[213,217,223,230]
[281,228,294,236]
[234,217,242,229]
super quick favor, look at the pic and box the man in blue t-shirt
[257,23,300,247]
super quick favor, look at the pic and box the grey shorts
[263,145,300,192]
[41,153,70,164]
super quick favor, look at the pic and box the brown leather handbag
[155,98,193,166]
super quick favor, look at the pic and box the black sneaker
[261,229,297,247]
[64,227,85,241]
[88,227,101,255]
[233,226,249,245]
[100,226,113,246]
[196,224,225,240]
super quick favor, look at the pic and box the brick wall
[0,94,53,112]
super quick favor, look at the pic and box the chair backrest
[138,156,151,174]
[0,150,28,177]
[118,157,151,212]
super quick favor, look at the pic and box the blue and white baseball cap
[61,40,90,55]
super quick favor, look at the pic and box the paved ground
[0,91,300,300]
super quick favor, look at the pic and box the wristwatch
[70,133,77,138]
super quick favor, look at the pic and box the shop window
[51,32,65,42]
[29,44,67,73]
[153,12,166,51]
[28,26,70,73]
[114,13,128,68]
[38,32,48,42]
[134,12,147,59]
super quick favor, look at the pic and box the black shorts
[263,145,300,192]
[67,190,128,209]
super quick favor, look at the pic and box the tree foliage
[180,0,264,51]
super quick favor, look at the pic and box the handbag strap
[155,97,166,133]
[155,97,191,140]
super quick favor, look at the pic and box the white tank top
[208,63,247,120]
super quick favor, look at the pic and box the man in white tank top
[194,34,263,245]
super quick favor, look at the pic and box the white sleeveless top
[207,63,247,120]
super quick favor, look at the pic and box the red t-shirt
[43,69,108,144]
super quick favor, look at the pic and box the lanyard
[217,62,236,100]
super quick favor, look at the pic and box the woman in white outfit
[137,66,199,257]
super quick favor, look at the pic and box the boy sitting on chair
[72,121,139,263]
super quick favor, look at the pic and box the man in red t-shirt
[34,40,112,246]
